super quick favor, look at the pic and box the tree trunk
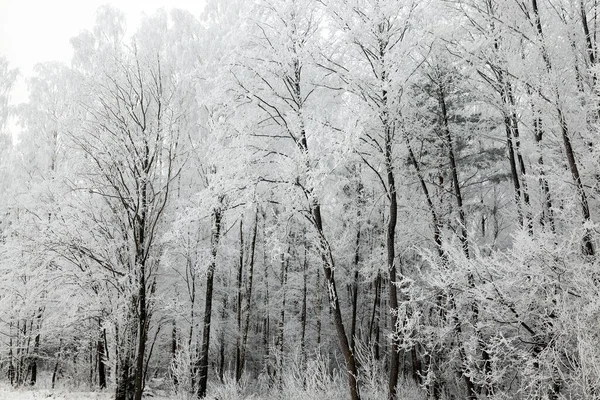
[350,174,363,353]
[531,0,595,255]
[98,326,107,389]
[29,332,39,386]
[508,85,532,233]
[300,239,308,379]
[312,204,361,400]
[581,0,596,67]
[531,107,556,232]
[8,322,14,386]
[51,339,61,390]
[262,212,271,372]
[350,227,360,352]
[437,79,478,400]
[235,219,244,382]
[503,112,524,226]
[171,321,178,388]
[369,271,382,361]
[411,346,421,385]
[115,348,133,400]
[438,86,469,258]
[276,252,288,389]
[133,264,149,400]
[218,294,227,383]
[383,103,400,400]
[239,210,258,379]
[491,26,531,231]
[28,309,42,387]
[116,303,136,400]
[406,142,443,255]
[286,44,360,399]
[315,265,322,350]
[195,205,222,399]
[89,340,94,386]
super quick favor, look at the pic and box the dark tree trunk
[116,347,134,400]
[8,323,14,386]
[171,322,178,388]
[438,86,469,258]
[557,107,595,255]
[369,271,382,361]
[195,206,222,399]
[98,328,107,389]
[89,340,94,386]
[28,309,42,387]
[312,203,361,400]
[437,79,479,400]
[503,113,524,226]
[350,175,364,353]
[235,219,244,382]
[531,0,595,256]
[262,213,271,372]
[411,346,421,385]
[51,345,60,390]
[300,239,308,377]
[315,265,322,350]
[116,301,138,400]
[490,26,530,230]
[276,252,288,389]
[581,0,596,67]
[218,294,227,383]
[532,108,556,232]
[407,142,443,255]
[29,333,39,386]
[384,123,400,400]
[16,320,22,386]
[133,264,148,400]
[239,210,258,379]
[350,227,360,352]
[508,85,533,233]
[280,43,361,399]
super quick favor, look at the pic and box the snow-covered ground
[0,385,175,400]
[0,386,109,400]
[0,376,426,400]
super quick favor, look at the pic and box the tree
[63,7,190,399]
[0,57,17,135]
[319,1,421,396]
[231,1,362,398]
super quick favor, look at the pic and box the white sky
[0,0,207,105]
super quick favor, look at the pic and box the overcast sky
[0,0,206,105]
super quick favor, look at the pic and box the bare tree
[70,45,184,400]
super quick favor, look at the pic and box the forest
[0,0,599,399]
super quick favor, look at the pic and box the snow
[0,387,108,400]
[0,384,176,400]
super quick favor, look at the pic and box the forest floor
[0,374,427,399]
[0,384,175,400]
[0,386,108,399]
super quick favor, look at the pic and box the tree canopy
[1,1,599,399]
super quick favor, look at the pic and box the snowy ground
[0,385,175,400]
[0,386,108,400]
[0,375,425,400]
